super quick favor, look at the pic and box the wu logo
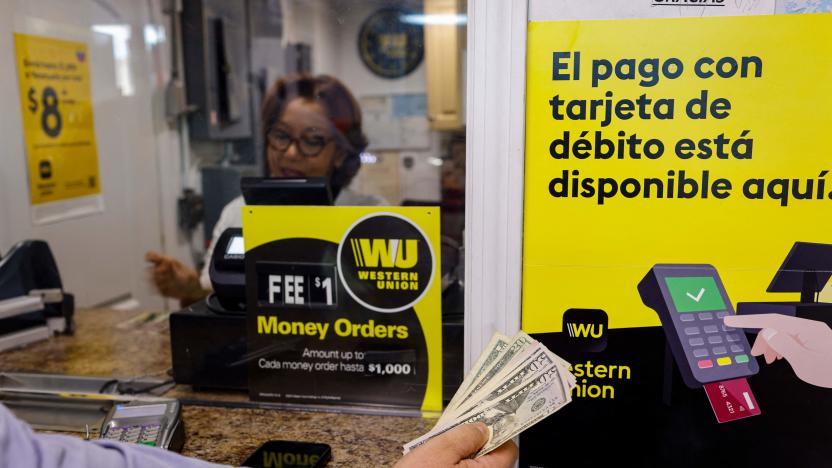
[566,322,604,339]
[350,238,418,268]
[338,213,434,312]
[562,309,608,352]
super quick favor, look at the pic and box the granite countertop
[0,309,435,466]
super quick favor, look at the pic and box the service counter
[0,309,436,466]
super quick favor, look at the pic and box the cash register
[170,177,465,399]
[0,240,74,352]
[737,241,832,325]
[170,178,332,389]
[170,227,249,389]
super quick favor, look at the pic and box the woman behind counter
[146,74,384,305]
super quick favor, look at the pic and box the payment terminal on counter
[1,380,185,452]
[638,264,759,389]
[100,400,184,450]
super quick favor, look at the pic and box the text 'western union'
[257,316,408,340]
[571,360,632,400]
[358,270,420,290]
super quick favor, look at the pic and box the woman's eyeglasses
[267,128,334,157]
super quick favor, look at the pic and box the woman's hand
[145,251,208,305]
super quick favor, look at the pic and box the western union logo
[350,238,418,268]
[566,322,604,339]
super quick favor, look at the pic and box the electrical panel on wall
[182,0,253,141]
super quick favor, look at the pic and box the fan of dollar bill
[403,331,577,458]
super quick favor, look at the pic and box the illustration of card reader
[638,264,758,389]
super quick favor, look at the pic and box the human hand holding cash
[395,422,519,468]
[402,331,576,458]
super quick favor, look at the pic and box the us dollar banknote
[445,332,535,414]
[445,345,569,422]
[442,332,511,417]
[404,362,569,456]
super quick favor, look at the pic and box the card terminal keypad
[103,423,162,446]
[682,310,747,369]
[638,264,760,388]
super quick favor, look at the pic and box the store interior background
[0,0,467,311]
[1,0,829,314]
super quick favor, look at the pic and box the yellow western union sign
[244,206,442,412]
[522,13,832,332]
[14,33,100,205]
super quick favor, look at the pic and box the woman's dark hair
[261,74,368,195]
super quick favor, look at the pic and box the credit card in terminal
[704,377,761,423]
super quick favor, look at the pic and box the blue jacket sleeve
[0,403,233,468]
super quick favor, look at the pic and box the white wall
[0,0,188,310]
[282,0,427,95]
[324,0,427,97]
[310,0,340,77]
[313,0,442,202]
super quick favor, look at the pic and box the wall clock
[358,7,424,79]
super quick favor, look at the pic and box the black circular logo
[337,213,434,312]
[358,8,424,79]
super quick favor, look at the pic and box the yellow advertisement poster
[523,13,832,332]
[520,13,832,466]
[14,33,100,206]
[243,206,442,412]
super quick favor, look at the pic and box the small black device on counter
[0,240,74,351]
[100,400,185,451]
[242,440,331,468]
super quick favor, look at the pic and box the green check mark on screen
[664,276,727,313]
